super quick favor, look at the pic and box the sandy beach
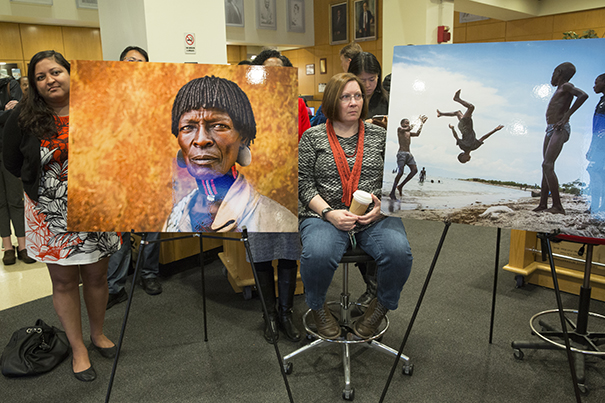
[383,192,605,238]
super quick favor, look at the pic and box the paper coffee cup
[349,190,372,216]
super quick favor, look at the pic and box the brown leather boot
[311,303,341,339]
[353,298,388,339]
[3,246,16,265]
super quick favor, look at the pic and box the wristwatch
[321,207,334,221]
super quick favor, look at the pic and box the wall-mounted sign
[184,33,196,55]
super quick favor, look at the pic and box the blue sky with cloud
[385,39,605,186]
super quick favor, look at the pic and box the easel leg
[379,221,451,403]
[489,227,501,344]
[105,232,148,403]
[542,234,583,403]
[241,228,294,403]
[199,236,208,342]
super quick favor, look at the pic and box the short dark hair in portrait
[171,75,257,146]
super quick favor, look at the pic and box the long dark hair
[18,50,70,139]
[348,52,387,106]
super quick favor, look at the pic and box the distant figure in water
[437,89,503,163]
[389,116,428,200]
[534,62,588,215]
[419,167,426,183]
[585,73,605,214]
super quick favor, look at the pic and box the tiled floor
[0,236,51,311]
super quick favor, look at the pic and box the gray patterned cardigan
[298,121,386,232]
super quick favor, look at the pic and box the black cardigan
[2,104,43,202]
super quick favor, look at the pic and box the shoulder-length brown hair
[322,73,367,122]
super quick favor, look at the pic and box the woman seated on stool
[298,73,413,339]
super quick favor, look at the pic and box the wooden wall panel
[506,16,553,38]
[465,22,506,42]
[455,8,605,44]
[62,27,102,61]
[0,23,24,60]
[20,24,64,61]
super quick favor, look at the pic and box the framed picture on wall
[75,0,97,9]
[225,0,245,27]
[287,0,305,33]
[257,0,277,30]
[306,64,315,75]
[10,0,53,5]
[354,0,377,42]
[330,2,348,45]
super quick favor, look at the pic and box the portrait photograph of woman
[67,61,299,233]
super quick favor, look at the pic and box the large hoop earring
[237,146,252,167]
[176,150,187,168]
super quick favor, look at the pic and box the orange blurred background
[68,61,298,232]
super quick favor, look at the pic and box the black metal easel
[104,229,293,403]
[379,221,451,402]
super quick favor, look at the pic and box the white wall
[382,0,454,76]
[226,0,314,48]
[98,0,227,64]
[0,0,99,27]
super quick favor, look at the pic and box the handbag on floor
[1,319,70,377]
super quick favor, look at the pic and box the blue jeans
[107,232,160,294]
[299,217,412,311]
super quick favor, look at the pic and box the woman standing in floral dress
[2,50,120,382]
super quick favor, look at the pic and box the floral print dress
[23,116,120,264]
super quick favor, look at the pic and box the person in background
[348,51,388,127]
[3,50,120,381]
[298,73,413,339]
[247,49,304,343]
[106,46,161,311]
[18,76,29,95]
[0,71,34,265]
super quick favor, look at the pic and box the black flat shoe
[90,337,117,359]
[73,365,96,382]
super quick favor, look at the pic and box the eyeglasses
[339,93,364,102]
[124,57,144,62]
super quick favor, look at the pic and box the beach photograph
[383,39,605,237]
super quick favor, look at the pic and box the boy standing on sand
[534,62,588,214]
[585,73,605,213]
[389,116,427,200]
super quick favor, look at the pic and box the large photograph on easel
[68,61,298,233]
[382,39,605,237]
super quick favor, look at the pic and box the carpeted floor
[1,219,604,402]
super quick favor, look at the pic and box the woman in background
[3,50,120,382]
[348,51,389,124]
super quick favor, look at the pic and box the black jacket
[2,104,42,202]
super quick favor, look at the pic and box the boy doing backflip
[389,115,427,200]
[437,89,503,163]
[534,62,588,214]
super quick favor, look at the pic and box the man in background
[107,46,162,310]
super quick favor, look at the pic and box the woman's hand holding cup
[356,194,382,226]
[326,209,358,232]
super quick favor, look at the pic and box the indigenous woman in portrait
[164,75,297,233]
[2,50,120,382]
[298,73,412,340]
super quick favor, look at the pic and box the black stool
[512,234,605,395]
[282,246,413,401]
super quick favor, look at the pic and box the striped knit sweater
[298,121,386,232]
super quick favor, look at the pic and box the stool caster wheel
[284,362,293,375]
[515,274,524,288]
[242,286,253,300]
[578,383,589,396]
[403,363,414,376]
[342,388,355,401]
[513,349,524,360]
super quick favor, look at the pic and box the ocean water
[382,176,532,211]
